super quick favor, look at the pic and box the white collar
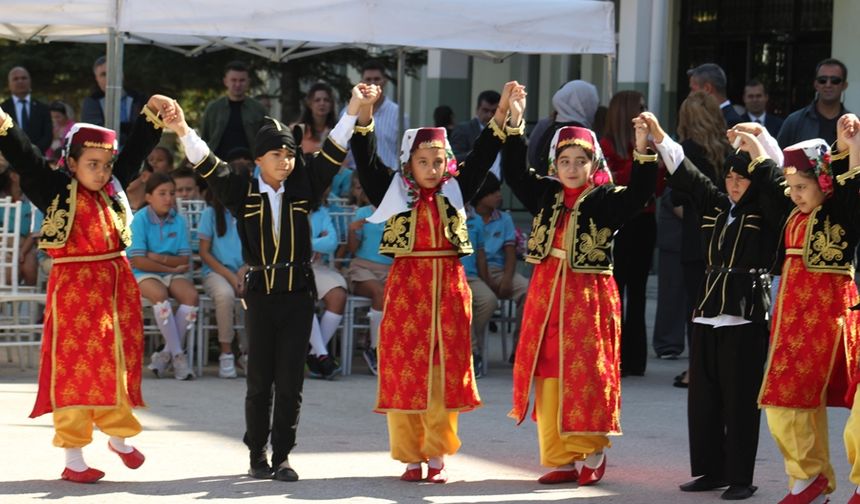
[749,112,766,121]
[719,100,731,109]
[16,94,31,104]
[367,175,464,224]
[257,173,285,195]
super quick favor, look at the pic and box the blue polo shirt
[460,211,485,278]
[0,198,34,236]
[198,206,243,276]
[310,207,338,260]
[331,167,354,198]
[484,210,516,268]
[128,206,192,278]
[353,205,392,265]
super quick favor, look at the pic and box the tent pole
[105,28,124,133]
[397,48,405,139]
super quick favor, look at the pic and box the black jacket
[668,156,784,322]
[1,97,52,153]
[192,127,343,294]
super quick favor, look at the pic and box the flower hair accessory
[782,139,833,194]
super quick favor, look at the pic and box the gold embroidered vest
[378,194,472,257]
[38,179,131,250]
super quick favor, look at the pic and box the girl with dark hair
[199,186,247,378]
[128,172,198,381]
[0,95,173,482]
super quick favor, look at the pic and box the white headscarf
[552,80,600,127]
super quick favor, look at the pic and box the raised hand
[635,112,666,144]
[632,115,650,154]
[727,130,766,159]
[146,94,176,119]
[163,100,189,137]
[509,85,527,126]
[731,122,765,138]
[498,81,518,116]
[838,113,860,149]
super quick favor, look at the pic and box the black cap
[471,172,502,206]
[254,117,296,158]
[726,151,753,178]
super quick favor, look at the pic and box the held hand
[727,130,766,159]
[838,114,860,149]
[0,106,6,124]
[635,112,665,144]
[632,117,649,154]
[509,86,527,125]
[146,95,176,118]
[732,122,764,138]
[163,100,189,137]
[498,81,518,115]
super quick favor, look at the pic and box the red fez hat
[411,127,447,152]
[66,123,118,154]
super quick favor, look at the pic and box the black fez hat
[254,117,296,158]
[726,150,754,178]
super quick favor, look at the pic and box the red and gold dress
[510,187,622,435]
[376,188,480,413]
[30,183,144,418]
[759,210,860,409]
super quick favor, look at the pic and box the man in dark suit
[450,90,502,178]
[687,63,743,127]
[1,66,52,152]
[740,79,784,137]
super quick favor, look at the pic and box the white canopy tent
[0,0,616,131]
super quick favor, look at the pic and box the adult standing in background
[1,66,52,152]
[740,79,784,138]
[450,90,502,178]
[777,58,850,148]
[200,60,267,159]
[687,63,743,128]
[80,56,146,147]
[356,59,406,170]
[531,80,600,174]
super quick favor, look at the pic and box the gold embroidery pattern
[41,194,70,242]
[382,216,411,248]
[808,215,847,265]
[576,219,612,264]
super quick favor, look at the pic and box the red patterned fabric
[375,193,480,413]
[759,211,860,409]
[30,186,144,417]
[510,200,622,435]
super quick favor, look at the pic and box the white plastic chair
[341,294,372,375]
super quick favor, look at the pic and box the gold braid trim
[837,165,860,185]
[832,149,850,162]
[140,105,165,130]
[0,113,13,136]
[632,150,658,164]
[354,119,375,136]
[487,117,507,142]
[748,155,769,174]
[505,118,525,136]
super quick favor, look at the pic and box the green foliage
[0,40,426,125]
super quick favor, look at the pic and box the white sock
[584,451,604,469]
[64,448,88,472]
[109,436,133,454]
[368,309,383,348]
[174,304,198,346]
[319,311,343,346]
[791,475,818,494]
[308,316,327,356]
[428,456,444,469]
[153,301,182,355]
[406,462,422,470]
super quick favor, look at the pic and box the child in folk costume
[504,110,660,486]
[648,119,785,500]
[758,114,860,504]
[0,96,175,482]
[168,86,370,482]
[350,81,523,483]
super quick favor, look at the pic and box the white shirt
[748,112,767,125]
[719,99,731,110]
[371,97,406,169]
[14,94,31,125]
[258,175,285,238]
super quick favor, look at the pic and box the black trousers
[687,322,768,486]
[243,288,314,467]
[682,260,706,350]
[614,211,656,375]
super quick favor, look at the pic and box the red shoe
[579,454,606,486]
[847,491,860,504]
[400,467,423,482]
[61,467,105,483]
[425,465,448,484]
[538,468,579,484]
[777,474,828,504]
[108,441,145,469]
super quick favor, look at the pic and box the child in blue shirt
[199,188,247,378]
[461,206,497,378]
[307,200,348,379]
[128,172,198,380]
[345,173,392,375]
[472,173,529,360]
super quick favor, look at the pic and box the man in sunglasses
[777,58,849,148]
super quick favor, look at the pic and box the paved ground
[1,277,858,503]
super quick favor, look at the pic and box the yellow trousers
[386,365,460,463]
[765,406,836,493]
[844,387,860,486]
[535,377,610,467]
[52,392,141,448]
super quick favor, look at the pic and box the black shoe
[473,353,484,379]
[721,485,757,500]
[306,354,322,377]
[317,354,341,380]
[274,466,299,482]
[680,475,729,492]
[363,347,378,376]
